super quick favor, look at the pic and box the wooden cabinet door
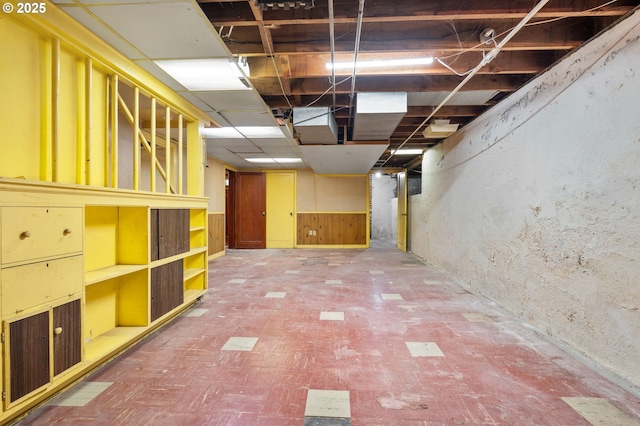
[53,299,82,376]
[151,260,184,322]
[8,311,50,404]
[236,172,266,249]
[151,209,190,261]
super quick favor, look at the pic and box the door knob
[54,327,63,335]
[262,212,266,216]
[20,231,31,239]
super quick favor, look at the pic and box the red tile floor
[16,241,640,425]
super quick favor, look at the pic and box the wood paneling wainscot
[297,213,366,246]
[208,213,225,257]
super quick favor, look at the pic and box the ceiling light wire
[328,0,337,108]
[305,76,352,107]
[257,20,293,110]
[347,0,366,135]
[380,0,552,167]
[437,0,619,62]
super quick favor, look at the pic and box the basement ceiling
[198,0,638,169]
[54,0,638,173]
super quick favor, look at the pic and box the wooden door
[235,172,266,249]
[53,299,82,376]
[266,171,295,248]
[397,170,408,252]
[7,311,50,404]
[225,169,236,248]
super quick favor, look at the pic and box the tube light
[326,57,434,70]
[394,149,424,155]
[246,158,302,163]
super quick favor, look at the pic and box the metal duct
[352,92,407,140]
[293,107,338,144]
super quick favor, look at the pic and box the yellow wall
[0,18,43,180]
[0,7,210,196]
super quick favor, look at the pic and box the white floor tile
[381,293,403,300]
[325,279,343,285]
[405,341,445,357]
[228,278,247,284]
[254,262,268,266]
[423,279,442,285]
[369,270,385,275]
[265,292,286,298]
[320,311,344,321]
[305,389,351,418]
[49,382,113,407]
[221,337,259,351]
[285,270,300,274]
[183,308,208,317]
[562,397,638,425]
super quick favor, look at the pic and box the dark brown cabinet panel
[53,299,82,376]
[151,209,190,261]
[151,259,184,322]
[9,311,50,403]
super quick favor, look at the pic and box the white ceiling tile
[221,111,277,127]
[196,91,266,111]
[208,138,256,148]
[261,147,298,155]
[251,138,294,147]
[132,60,186,91]
[87,2,229,59]
[60,6,145,59]
[206,146,232,154]
[228,146,264,153]
[299,144,388,174]
[173,90,215,113]
[204,111,230,127]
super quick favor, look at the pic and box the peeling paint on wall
[410,10,640,389]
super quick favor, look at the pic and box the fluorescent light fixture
[274,158,303,163]
[237,126,284,138]
[202,127,243,138]
[394,148,424,155]
[326,57,434,70]
[155,59,252,91]
[246,157,303,163]
[203,126,284,139]
[247,158,276,163]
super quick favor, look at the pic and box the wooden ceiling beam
[206,5,633,26]
[330,105,486,118]
[253,75,527,105]
[257,74,527,100]
[248,0,275,56]
[247,50,554,78]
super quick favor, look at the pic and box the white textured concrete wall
[371,174,397,242]
[410,11,640,388]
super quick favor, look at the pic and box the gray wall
[371,174,397,242]
[409,10,640,389]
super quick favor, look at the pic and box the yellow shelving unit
[0,5,211,423]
